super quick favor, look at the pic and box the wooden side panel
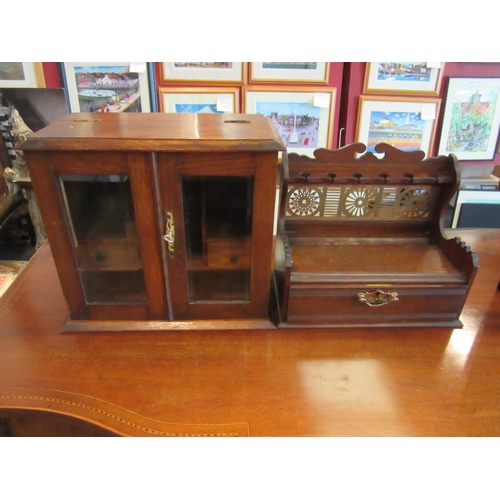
[249,152,279,318]
[24,151,88,319]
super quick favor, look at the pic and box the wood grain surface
[1,229,499,436]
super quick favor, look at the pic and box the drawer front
[207,239,251,269]
[286,284,468,326]
[76,238,142,271]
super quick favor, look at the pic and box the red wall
[41,62,62,88]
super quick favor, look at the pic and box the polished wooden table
[1,229,499,436]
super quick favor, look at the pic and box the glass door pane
[60,174,147,304]
[182,176,253,303]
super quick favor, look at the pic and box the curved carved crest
[288,142,427,163]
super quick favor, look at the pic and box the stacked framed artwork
[157,63,336,156]
[30,62,500,162]
[358,63,500,161]
[357,63,445,157]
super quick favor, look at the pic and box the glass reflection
[60,174,147,304]
[182,176,253,303]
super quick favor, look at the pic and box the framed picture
[61,62,152,113]
[249,62,329,84]
[159,63,245,85]
[356,96,441,157]
[0,62,45,88]
[363,62,444,96]
[158,87,240,114]
[438,77,500,160]
[244,86,336,156]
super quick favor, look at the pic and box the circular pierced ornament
[288,187,322,216]
[398,188,430,217]
[343,188,376,217]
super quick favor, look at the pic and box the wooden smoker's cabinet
[19,113,285,331]
[273,143,479,328]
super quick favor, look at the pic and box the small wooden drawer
[76,238,142,271]
[206,238,251,269]
[285,283,468,327]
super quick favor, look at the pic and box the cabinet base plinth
[61,317,277,333]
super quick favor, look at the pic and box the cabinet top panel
[17,113,286,152]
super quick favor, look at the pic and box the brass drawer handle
[164,212,175,252]
[357,289,399,307]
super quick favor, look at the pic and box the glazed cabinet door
[26,151,167,321]
[158,152,277,321]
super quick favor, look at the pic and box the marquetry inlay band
[0,395,238,437]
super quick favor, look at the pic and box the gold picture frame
[244,85,336,156]
[356,95,441,158]
[159,63,245,86]
[363,62,444,96]
[248,62,329,84]
[158,87,240,114]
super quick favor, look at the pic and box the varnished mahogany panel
[286,284,467,327]
[48,151,128,175]
[18,113,285,152]
[287,238,465,280]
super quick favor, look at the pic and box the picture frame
[159,63,245,85]
[363,62,444,96]
[0,62,45,88]
[438,77,500,161]
[158,87,240,114]
[244,86,336,156]
[356,96,441,158]
[248,62,329,84]
[61,62,152,113]
[452,189,500,228]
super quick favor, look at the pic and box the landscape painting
[159,88,239,114]
[160,63,244,84]
[366,110,426,152]
[438,78,500,160]
[0,62,25,80]
[363,63,444,96]
[72,65,142,113]
[245,88,335,156]
[376,62,432,82]
[173,62,233,69]
[255,101,321,148]
[174,103,223,114]
[249,63,329,83]
[356,97,440,158]
[262,63,318,70]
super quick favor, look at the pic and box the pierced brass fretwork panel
[286,185,437,220]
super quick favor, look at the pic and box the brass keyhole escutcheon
[164,212,175,252]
